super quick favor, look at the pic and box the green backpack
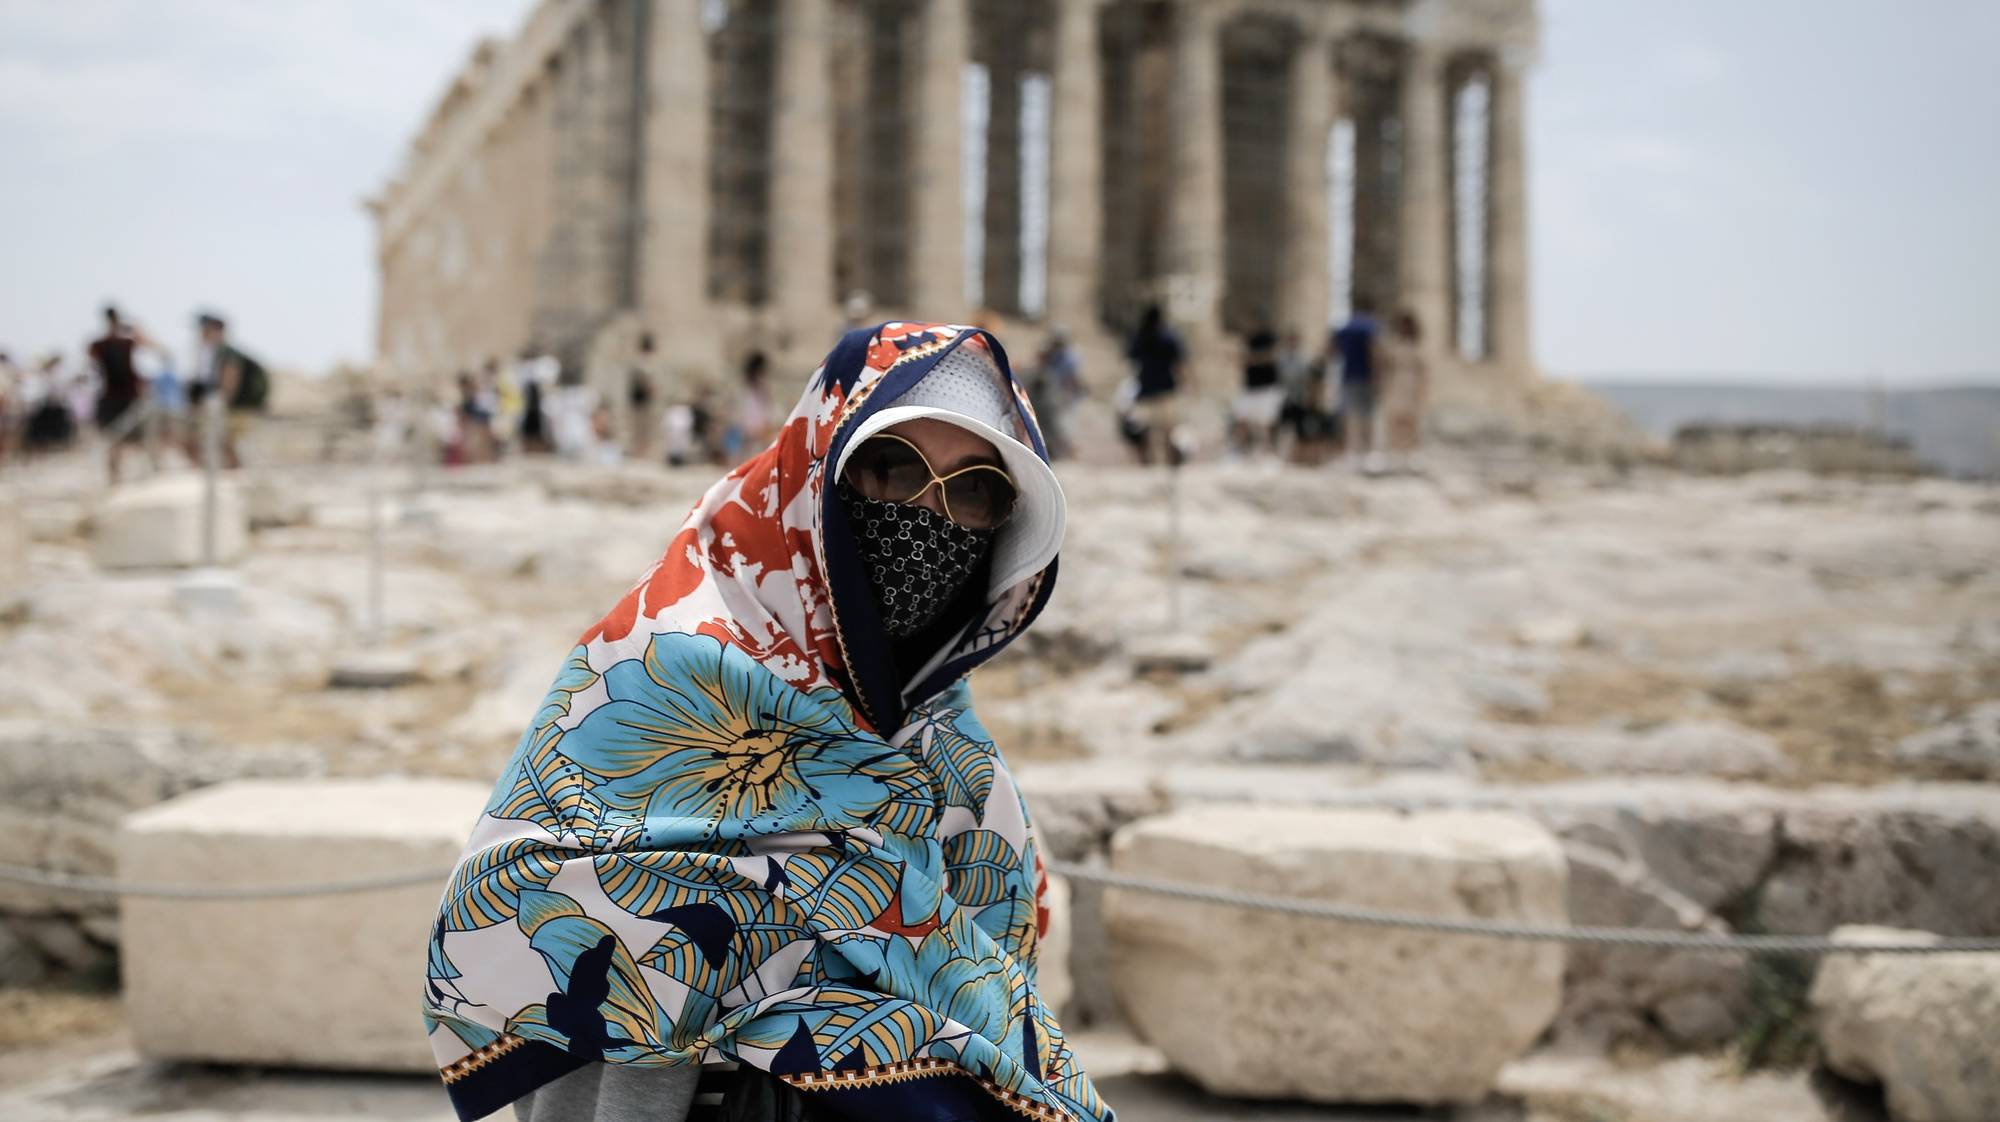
[227,346,270,411]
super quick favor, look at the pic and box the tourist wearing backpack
[191,311,267,469]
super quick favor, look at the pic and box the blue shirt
[1333,315,1379,386]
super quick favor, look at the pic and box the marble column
[1396,43,1450,360]
[1045,0,1101,327]
[1282,30,1335,344]
[641,0,715,367]
[908,0,969,317]
[1486,55,1531,380]
[1165,0,1224,337]
[769,0,838,348]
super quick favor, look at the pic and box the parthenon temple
[372,0,1538,394]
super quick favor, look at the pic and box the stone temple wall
[373,0,1539,398]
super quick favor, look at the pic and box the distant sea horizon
[1571,378,2000,479]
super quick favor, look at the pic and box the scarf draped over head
[422,324,1110,1122]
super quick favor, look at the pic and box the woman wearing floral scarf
[423,324,1112,1122]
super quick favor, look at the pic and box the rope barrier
[0,862,453,900]
[1049,862,2000,957]
[4,858,1997,956]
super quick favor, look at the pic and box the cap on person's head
[196,311,227,330]
[103,304,120,322]
[837,341,1065,596]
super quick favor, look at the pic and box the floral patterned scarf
[423,324,1111,1122]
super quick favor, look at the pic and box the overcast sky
[1,0,1994,384]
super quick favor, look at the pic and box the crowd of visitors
[0,305,269,479]
[422,320,1095,475]
[2,300,1431,480]
[1117,295,1430,472]
[417,343,783,470]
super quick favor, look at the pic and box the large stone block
[118,778,489,1072]
[1810,926,2000,1122]
[92,473,247,570]
[1104,806,1567,1105]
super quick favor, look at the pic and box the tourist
[627,332,658,457]
[658,400,696,467]
[1230,323,1284,458]
[722,349,774,463]
[484,357,522,458]
[688,384,717,464]
[1124,302,1185,465]
[24,354,76,453]
[1027,323,1084,460]
[188,312,267,470]
[1276,328,1333,464]
[88,306,150,483]
[1331,296,1382,467]
[142,342,188,457]
[518,376,549,454]
[0,350,22,463]
[62,354,96,434]
[842,288,873,331]
[549,382,601,460]
[1380,309,1430,470]
[420,322,1106,1122]
[454,370,493,464]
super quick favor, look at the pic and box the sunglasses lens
[845,438,932,503]
[944,469,1018,530]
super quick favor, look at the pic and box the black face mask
[840,484,995,638]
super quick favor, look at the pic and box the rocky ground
[1,441,1995,1120]
[0,1007,1890,1122]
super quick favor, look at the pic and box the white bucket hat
[835,344,1066,595]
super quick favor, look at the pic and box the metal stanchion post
[176,389,241,612]
[202,390,221,566]
[1166,452,1182,633]
[402,403,439,529]
[331,404,418,688]
[1132,425,1212,676]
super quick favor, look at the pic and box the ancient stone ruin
[371,0,1538,410]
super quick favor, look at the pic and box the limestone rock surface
[1759,794,2000,937]
[92,473,247,569]
[1896,702,2000,779]
[1809,926,2000,1122]
[0,722,210,917]
[118,778,489,1072]
[1104,806,1567,1104]
[1554,843,1749,1049]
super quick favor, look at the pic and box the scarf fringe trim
[440,1037,1073,1122]
[438,1035,528,1085]
[782,1057,1075,1121]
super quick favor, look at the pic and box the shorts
[95,395,138,433]
[1232,385,1285,429]
[225,408,256,446]
[1131,393,1178,433]
[1341,382,1375,419]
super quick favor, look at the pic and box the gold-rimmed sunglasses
[842,432,1019,530]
